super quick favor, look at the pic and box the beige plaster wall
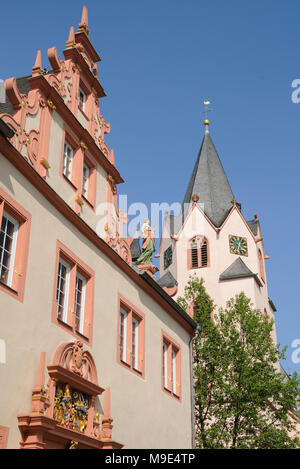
[0,155,193,449]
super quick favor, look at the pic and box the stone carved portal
[17,341,123,449]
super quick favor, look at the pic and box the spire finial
[66,26,76,48]
[32,50,43,76]
[78,5,90,35]
[201,100,212,134]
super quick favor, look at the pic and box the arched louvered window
[201,240,208,266]
[258,249,265,283]
[188,236,209,269]
[191,242,198,268]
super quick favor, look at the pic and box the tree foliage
[178,274,300,449]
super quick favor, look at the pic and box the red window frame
[52,241,95,344]
[60,128,78,191]
[78,87,86,113]
[117,294,145,379]
[187,235,209,270]
[60,125,97,213]
[0,188,31,303]
[161,330,181,401]
[77,79,91,120]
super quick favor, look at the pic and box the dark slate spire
[182,126,235,227]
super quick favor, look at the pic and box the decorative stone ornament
[53,383,89,433]
[17,341,123,449]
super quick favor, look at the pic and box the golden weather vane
[201,100,213,132]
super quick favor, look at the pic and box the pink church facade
[0,7,197,449]
[158,123,277,344]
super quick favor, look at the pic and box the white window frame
[57,258,71,324]
[63,142,73,181]
[163,342,168,389]
[120,307,128,363]
[82,163,90,199]
[172,348,177,394]
[132,316,139,370]
[75,272,86,335]
[78,87,86,112]
[0,211,19,288]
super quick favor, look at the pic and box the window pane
[172,348,177,394]
[0,266,9,283]
[82,164,90,198]
[120,309,127,362]
[63,143,73,180]
[2,250,11,269]
[132,317,139,370]
[4,233,13,251]
[0,213,18,287]
[6,219,14,238]
[74,274,86,334]
[56,259,70,323]
[78,88,86,111]
[163,342,168,389]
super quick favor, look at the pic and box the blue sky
[1,0,300,374]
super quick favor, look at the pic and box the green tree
[178,274,300,449]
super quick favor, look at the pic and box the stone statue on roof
[135,219,158,279]
[136,219,156,266]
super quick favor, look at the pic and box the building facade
[0,7,197,449]
[1,5,298,451]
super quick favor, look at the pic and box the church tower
[158,118,277,342]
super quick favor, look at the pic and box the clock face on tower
[164,246,173,270]
[229,235,248,256]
